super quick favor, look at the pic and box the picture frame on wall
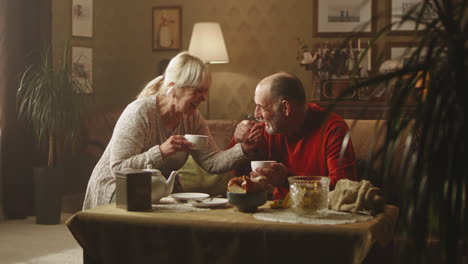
[152,6,182,51]
[313,0,376,37]
[388,0,437,34]
[72,0,93,38]
[71,46,93,94]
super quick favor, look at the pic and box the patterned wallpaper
[52,0,316,120]
[206,0,314,120]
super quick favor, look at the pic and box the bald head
[258,72,306,106]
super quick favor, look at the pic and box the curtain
[0,0,51,219]
[0,0,5,220]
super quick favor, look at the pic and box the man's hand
[250,162,288,188]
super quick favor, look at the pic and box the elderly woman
[83,52,257,210]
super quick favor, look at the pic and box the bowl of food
[227,191,267,213]
[227,175,267,212]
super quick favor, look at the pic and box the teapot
[143,164,177,203]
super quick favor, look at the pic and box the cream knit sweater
[83,95,246,210]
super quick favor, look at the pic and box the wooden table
[66,202,399,264]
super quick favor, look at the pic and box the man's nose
[254,107,262,119]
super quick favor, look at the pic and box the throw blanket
[328,179,385,214]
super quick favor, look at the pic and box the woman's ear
[281,100,291,117]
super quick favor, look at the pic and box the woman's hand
[234,120,263,143]
[159,135,193,158]
[234,120,265,155]
[250,162,288,188]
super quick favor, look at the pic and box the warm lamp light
[188,22,229,119]
[188,22,229,64]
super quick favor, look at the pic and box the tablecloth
[66,202,399,264]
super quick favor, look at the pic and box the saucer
[171,192,209,203]
[189,198,228,208]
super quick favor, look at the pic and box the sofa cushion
[205,120,239,149]
[178,120,239,196]
[178,156,234,196]
[344,119,386,162]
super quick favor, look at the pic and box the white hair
[137,51,212,98]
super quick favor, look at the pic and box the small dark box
[115,168,152,211]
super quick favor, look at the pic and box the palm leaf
[328,0,467,262]
[17,44,86,168]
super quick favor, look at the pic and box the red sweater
[232,103,357,200]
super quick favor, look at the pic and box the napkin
[328,179,385,214]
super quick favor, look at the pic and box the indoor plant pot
[33,167,63,224]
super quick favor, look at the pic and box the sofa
[83,110,388,197]
[178,119,387,196]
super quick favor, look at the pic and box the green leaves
[333,0,467,263]
[16,45,85,168]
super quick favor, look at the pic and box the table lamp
[188,22,229,63]
[188,22,229,118]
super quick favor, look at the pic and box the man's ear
[281,100,291,117]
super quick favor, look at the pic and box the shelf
[311,100,417,120]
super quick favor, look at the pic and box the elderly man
[232,72,357,200]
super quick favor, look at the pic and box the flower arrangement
[296,38,368,80]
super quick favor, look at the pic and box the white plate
[171,192,209,202]
[190,198,228,208]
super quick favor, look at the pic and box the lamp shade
[188,22,229,64]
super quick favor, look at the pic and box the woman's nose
[200,91,208,101]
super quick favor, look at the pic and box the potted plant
[298,0,466,262]
[344,0,466,263]
[16,45,86,224]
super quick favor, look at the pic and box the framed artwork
[152,6,182,51]
[388,0,437,34]
[71,46,93,94]
[313,0,376,37]
[72,0,93,38]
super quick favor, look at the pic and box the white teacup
[251,160,276,171]
[184,134,208,150]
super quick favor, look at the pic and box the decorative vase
[159,25,172,48]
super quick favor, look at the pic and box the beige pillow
[177,155,234,197]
